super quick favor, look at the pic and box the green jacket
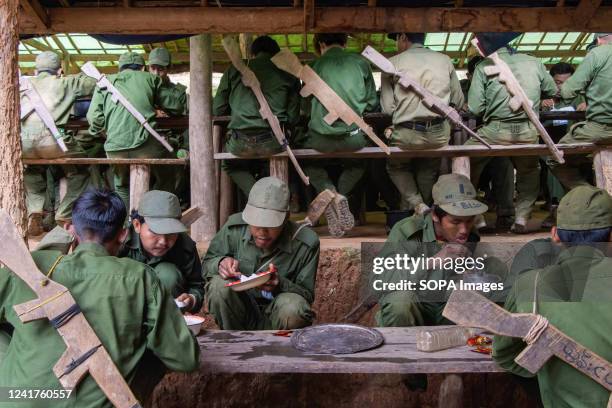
[213,52,301,131]
[560,44,612,124]
[468,48,557,123]
[120,225,205,311]
[380,44,464,123]
[203,213,319,304]
[158,79,189,150]
[307,47,378,137]
[493,246,612,408]
[87,69,186,152]
[0,243,199,408]
[20,72,96,138]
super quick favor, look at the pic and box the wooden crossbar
[22,158,188,165]
[214,143,600,160]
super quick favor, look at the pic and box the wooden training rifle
[0,210,141,408]
[443,290,612,406]
[471,38,565,163]
[361,46,491,149]
[271,49,391,155]
[222,37,309,185]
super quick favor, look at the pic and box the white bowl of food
[184,315,205,335]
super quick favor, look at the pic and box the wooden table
[197,327,503,374]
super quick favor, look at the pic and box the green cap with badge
[149,47,171,67]
[557,185,612,231]
[242,177,289,228]
[432,174,488,217]
[118,52,145,68]
[35,51,61,71]
[137,190,187,234]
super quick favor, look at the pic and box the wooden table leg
[129,164,150,212]
[594,149,612,195]
[270,156,289,184]
[438,374,463,408]
[452,156,470,178]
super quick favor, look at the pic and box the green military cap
[149,47,171,67]
[557,186,612,231]
[118,52,145,68]
[35,51,61,71]
[242,177,289,228]
[137,190,187,234]
[432,174,488,217]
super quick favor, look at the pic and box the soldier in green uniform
[381,33,464,215]
[21,51,97,235]
[0,189,199,406]
[122,190,204,312]
[87,52,186,209]
[302,33,378,232]
[468,46,557,233]
[548,33,612,190]
[541,62,587,228]
[35,190,204,313]
[213,36,300,197]
[493,185,612,408]
[204,177,319,330]
[376,174,505,327]
[148,47,190,202]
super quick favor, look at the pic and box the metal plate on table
[291,324,384,354]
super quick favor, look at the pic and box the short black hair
[549,62,575,77]
[251,35,280,57]
[120,64,143,72]
[467,56,484,76]
[130,209,145,224]
[314,33,348,47]
[389,33,426,45]
[556,227,612,245]
[72,189,127,244]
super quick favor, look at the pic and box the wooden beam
[189,34,217,241]
[1,0,28,238]
[19,6,612,34]
[575,0,602,26]
[129,164,149,211]
[19,0,49,28]
[304,0,315,32]
[22,38,56,52]
[22,158,188,165]
[215,144,602,160]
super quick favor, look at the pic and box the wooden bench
[198,327,503,407]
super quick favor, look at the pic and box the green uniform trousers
[221,130,282,196]
[547,120,612,189]
[376,291,452,327]
[106,136,174,210]
[386,122,449,210]
[303,129,368,196]
[206,276,314,330]
[22,132,91,221]
[467,121,540,221]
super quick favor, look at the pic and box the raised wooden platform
[197,327,503,374]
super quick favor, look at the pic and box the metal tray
[291,324,384,354]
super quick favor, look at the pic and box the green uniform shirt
[380,44,464,123]
[87,69,186,152]
[0,243,199,408]
[307,47,378,137]
[493,246,612,408]
[120,225,205,311]
[468,48,557,123]
[203,213,319,304]
[560,44,612,124]
[21,72,96,138]
[212,52,301,131]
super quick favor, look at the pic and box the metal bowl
[291,324,384,354]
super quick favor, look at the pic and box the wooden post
[270,157,289,184]
[451,157,470,178]
[214,124,234,227]
[0,0,27,238]
[438,374,463,408]
[129,164,150,211]
[190,34,218,242]
[594,149,612,195]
